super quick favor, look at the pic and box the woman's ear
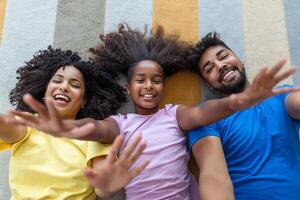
[82,98,87,108]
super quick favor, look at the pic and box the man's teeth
[223,70,235,80]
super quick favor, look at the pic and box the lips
[140,93,156,100]
[53,94,71,103]
[219,66,239,82]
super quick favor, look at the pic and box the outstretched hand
[230,59,300,110]
[7,94,96,139]
[85,134,149,198]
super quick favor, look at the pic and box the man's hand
[230,59,300,111]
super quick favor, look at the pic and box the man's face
[198,45,246,95]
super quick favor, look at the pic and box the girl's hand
[85,134,149,198]
[230,59,300,111]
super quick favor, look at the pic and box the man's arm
[0,114,26,143]
[177,59,298,131]
[192,136,234,200]
[285,91,300,120]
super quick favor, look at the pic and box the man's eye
[52,80,61,83]
[220,54,228,59]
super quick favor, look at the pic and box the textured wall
[0,0,299,199]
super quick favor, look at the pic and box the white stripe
[0,0,58,111]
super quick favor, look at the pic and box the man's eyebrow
[216,49,226,56]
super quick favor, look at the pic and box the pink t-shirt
[111,104,198,200]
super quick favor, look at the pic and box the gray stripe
[54,0,106,60]
[284,0,300,85]
[198,0,245,100]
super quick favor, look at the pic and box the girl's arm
[0,114,26,143]
[178,59,299,131]
[86,134,149,199]
[8,94,119,143]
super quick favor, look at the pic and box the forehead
[133,60,164,76]
[53,65,84,81]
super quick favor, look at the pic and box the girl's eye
[153,80,162,84]
[136,79,144,83]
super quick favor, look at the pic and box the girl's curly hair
[9,46,127,120]
[89,23,193,81]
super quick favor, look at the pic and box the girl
[11,25,297,199]
[0,46,148,199]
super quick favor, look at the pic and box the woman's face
[45,65,86,119]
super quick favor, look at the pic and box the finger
[67,122,97,139]
[273,67,296,83]
[23,94,48,119]
[120,134,142,160]
[129,160,149,179]
[272,86,300,95]
[8,110,39,125]
[45,98,63,127]
[266,58,286,77]
[107,134,124,164]
[251,66,268,89]
[129,141,147,165]
[84,167,102,187]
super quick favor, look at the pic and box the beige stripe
[153,0,201,107]
[242,0,292,84]
[0,0,7,45]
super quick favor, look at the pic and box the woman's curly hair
[89,23,193,81]
[9,46,127,120]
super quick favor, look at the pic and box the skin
[8,57,299,199]
[193,45,300,200]
[127,60,164,115]
[1,65,148,198]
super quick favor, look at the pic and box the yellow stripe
[242,0,293,84]
[153,0,201,107]
[0,0,7,45]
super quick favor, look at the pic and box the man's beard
[212,67,247,95]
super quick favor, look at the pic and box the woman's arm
[8,94,120,143]
[0,114,26,143]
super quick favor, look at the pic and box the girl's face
[127,60,164,115]
[45,65,86,119]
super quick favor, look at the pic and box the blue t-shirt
[188,85,300,200]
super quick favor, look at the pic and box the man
[188,32,300,200]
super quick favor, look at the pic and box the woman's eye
[71,84,80,88]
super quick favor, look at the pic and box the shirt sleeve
[86,141,111,167]
[188,122,220,150]
[0,139,11,151]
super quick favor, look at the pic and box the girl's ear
[126,83,130,96]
